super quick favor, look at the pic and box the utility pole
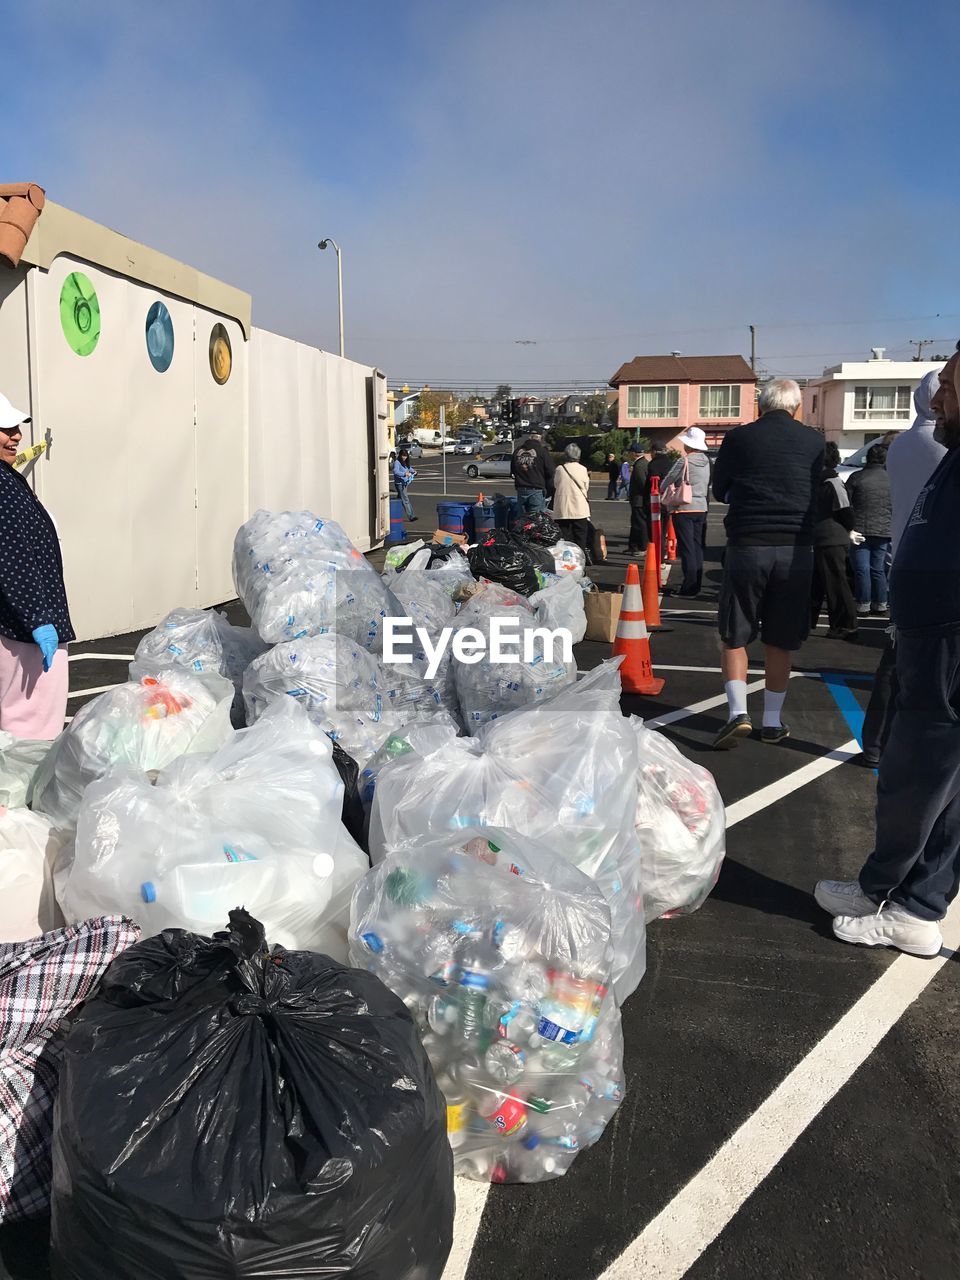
[909,338,948,361]
[749,324,757,373]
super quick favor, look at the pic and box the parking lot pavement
[7,490,957,1280]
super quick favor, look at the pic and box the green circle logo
[60,272,101,356]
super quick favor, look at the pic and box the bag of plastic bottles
[1,916,140,1223]
[350,828,624,1183]
[131,607,266,691]
[232,509,402,651]
[453,612,577,734]
[515,511,561,547]
[629,719,726,921]
[467,531,541,596]
[425,545,476,597]
[0,732,50,809]
[381,570,459,709]
[50,910,453,1280]
[0,808,65,943]
[55,701,369,959]
[31,670,234,829]
[530,574,587,644]
[552,540,587,578]
[370,662,646,1000]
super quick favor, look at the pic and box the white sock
[763,688,786,729]
[724,680,748,720]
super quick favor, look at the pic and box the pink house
[609,354,757,445]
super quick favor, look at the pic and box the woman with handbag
[667,427,711,597]
[552,443,592,553]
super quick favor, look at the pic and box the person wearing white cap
[0,394,74,738]
[671,427,711,596]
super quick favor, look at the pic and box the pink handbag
[661,458,692,511]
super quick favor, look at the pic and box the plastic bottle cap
[313,853,335,879]
[362,932,385,953]
[140,882,157,903]
[522,1134,540,1150]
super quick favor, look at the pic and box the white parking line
[67,683,125,700]
[598,910,960,1280]
[645,679,769,729]
[724,739,860,827]
[69,652,134,662]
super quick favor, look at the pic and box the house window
[811,393,819,414]
[698,385,741,419]
[853,385,912,421]
[627,384,680,419]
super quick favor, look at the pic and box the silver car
[462,451,513,479]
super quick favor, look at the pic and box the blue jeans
[850,536,890,607]
[517,488,546,514]
[394,481,414,520]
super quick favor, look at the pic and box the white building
[801,348,943,456]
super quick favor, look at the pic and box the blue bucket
[388,497,406,544]
[472,500,497,536]
[437,501,474,537]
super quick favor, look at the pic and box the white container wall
[0,243,389,641]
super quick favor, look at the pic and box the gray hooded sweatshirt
[887,369,947,554]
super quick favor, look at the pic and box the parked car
[837,435,895,481]
[388,440,422,464]
[454,440,482,455]
[463,452,513,480]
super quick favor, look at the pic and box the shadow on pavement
[709,857,825,927]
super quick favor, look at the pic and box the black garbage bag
[331,740,369,854]
[468,529,540,596]
[50,911,453,1280]
[516,510,561,547]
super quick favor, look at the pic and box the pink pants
[0,636,69,739]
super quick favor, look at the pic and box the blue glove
[32,624,59,672]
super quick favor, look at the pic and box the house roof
[609,354,756,386]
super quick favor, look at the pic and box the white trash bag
[31,670,234,829]
[629,719,726,921]
[350,827,624,1183]
[0,733,51,809]
[530,573,587,644]
[243,634,404,767]
[370,661,646,1000]
[551,540,586,578]
[131,607,265,692]
[0,809,65,943]
[56,700,368,959]
[232,509,402,651]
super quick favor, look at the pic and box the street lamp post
[317,238,344,358]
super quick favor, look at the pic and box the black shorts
[718,544,815,651]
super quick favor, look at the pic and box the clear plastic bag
[243,633,404,766]
[31,670,235,829]
[552,540,586,578]
[530,574,587,644]
[350,827,624,1182]
[232,509,402,651]
[370,662,646,1000]
[0,809,65,943]
[131,607,265,690]
[629,719,726,921]
[0,732,51,809]
[55,701,369,959]
[381,570,460,711]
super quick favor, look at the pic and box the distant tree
[446,398,475,429]
[589,428,648,470]
[495,384,512,404]
[407,391,442,433]
[582,393,608,425]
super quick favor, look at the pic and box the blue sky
[4,0,958,387]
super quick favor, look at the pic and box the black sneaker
[858,748,880,767]
[712,714,753,750]
[761,723,790,744]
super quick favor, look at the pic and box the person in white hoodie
[552,443,592,552]
[859,365,947,765]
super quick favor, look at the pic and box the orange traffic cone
[666,515,677,562]
[613,563,664,695]
[641,542,662,629]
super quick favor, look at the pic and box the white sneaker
[814,879,876,917]
[833,902,944,957]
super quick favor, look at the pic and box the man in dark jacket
[605,452,619,501]
[0,393,75,737]
[815,349,960,956]
[845,443,892,615]
[510,430,555,515]
[811,441,859,637]
[626,443,650,554]
[711,378,824,749]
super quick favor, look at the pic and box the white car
[837,439,892,482]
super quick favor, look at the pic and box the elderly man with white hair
[710,378,824,749]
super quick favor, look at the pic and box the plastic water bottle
[457,944,491,1043]
[484,1040,526,1086]
[509,1133,559,1180]
[477,1089,527,1138]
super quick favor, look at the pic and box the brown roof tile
[609,353,756,386]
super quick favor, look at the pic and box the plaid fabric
[0,916,139,1221]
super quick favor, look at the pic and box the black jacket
[813,469,855,548]
[510,439,556,492]
[712,411,825,546]
[0,463,75,644]
[606,460,620,482]
[628,456,649,501]
[645,453,682,507]
[845,462,891,539]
